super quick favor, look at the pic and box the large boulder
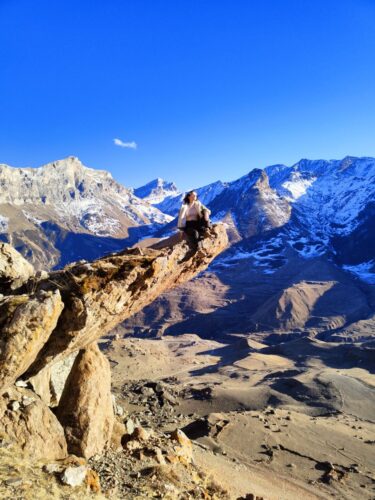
[0,290,64,395]
[56,342,114,458]
[0,242,35,292]
[0,387,67,460]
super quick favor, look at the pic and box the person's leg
[184,221,200,248]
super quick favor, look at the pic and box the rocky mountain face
[0,156,171,269]
[123,156,375,342]
[0,227,228,496]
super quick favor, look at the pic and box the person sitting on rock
[177,190,211,249]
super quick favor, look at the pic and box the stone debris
[43,463,64,474]
[60,465,87,487]
[88,426,230,499]
[121,379,184,428]
[125,418,135,435]
[133,426,150,441]
[111,393,125,416]
[85,468,101,493]
[4,477,23,487]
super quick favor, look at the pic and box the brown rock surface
[0,290,64,394]
[56,342,114,458]
[25,224,227,375]
[0,242,35,292]
[0,387,67,460]
[27,366,53,405]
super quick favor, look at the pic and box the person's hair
[183,190,197,204]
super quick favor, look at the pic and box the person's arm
[199,201,211,215]
[177,205,186,229]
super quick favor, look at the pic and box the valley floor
[105,333,375,500]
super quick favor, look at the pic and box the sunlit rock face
[0,242,35,292]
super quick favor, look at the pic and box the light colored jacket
[177,200,211,229]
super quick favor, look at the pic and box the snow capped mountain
[0,156,171,230]
[123,156,375,341]
[215,156,375,282]
[0,157,172,268]
[147,156,374,285]
[208,169,291,239]
[2,154,374,284]
[133,178,180,205]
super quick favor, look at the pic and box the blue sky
[1,0,375,191]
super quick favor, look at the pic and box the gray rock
[43,463,64,474]
[141,387,155,397]
[5,477,23,487]
[61,465,87,487]
[111,394,125,417]
[9,400,20,411]
[50,352,79,404]
[22,395,35,407]
[125,418,135,435]
[15,380,28,388]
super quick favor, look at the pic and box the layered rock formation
[0,225,227,460]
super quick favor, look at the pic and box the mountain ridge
[0,156,172,269]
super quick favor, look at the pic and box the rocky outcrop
[25,224,228,376]
[0,290,64,395]
[0,387,67,460]
[0,225,227,459]
[0,242,35,292]
[56,343,114,458]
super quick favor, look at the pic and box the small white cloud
[113,138,137,149]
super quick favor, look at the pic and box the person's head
[183,190,197,204]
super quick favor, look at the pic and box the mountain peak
[41,156,83,170]
[134,178,180,204]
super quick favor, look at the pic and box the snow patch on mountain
[263,156,375,271]
[281,173,317,201]
[0,215,9,232]
[343,261,375,284]
[212,234,286,275]
[22,211,44,226]
[134,178,180,205]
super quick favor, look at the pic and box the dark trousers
[184,220,205,247]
